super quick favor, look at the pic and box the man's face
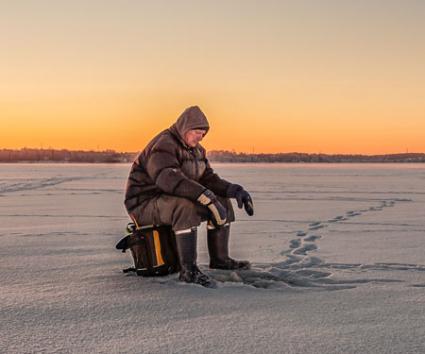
[184,129,207,147]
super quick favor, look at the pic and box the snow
[1,163,425,353]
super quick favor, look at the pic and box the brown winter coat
[124,106,232,216]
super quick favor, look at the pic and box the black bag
[116,223,180,276]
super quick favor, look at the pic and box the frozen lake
[1,163,425,353]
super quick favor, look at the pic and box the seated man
[124,106,254,287]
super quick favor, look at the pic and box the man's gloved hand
[227,184,254,216]
[197,189,227,226]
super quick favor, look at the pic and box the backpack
[116,223,180,276]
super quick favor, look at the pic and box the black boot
[175,227,216,288]
[207,224,251,270]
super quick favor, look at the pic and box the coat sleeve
[199,158,232,197]
[145,137,206,201]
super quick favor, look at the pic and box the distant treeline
[0,148,136,163]
[208,150,425,163]
[1,148,425,163]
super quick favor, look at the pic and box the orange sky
[1,1,424,154]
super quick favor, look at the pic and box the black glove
[197,189,227,226]
[227,184,254,216]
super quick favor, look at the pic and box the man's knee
[173,198,203,219]
[156,196,206,231]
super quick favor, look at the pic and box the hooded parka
[124,106,234,231]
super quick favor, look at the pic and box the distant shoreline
[1,148,425,163]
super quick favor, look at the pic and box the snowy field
[1,163,425,354]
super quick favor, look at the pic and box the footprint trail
[208,198,417,290]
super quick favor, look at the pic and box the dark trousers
[130,194,235,232]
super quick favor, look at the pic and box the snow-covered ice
[1,163,425,353]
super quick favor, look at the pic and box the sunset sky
[1,0,424,154]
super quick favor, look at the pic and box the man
[124,106,254,287]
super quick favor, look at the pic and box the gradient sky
[1,0,424,154]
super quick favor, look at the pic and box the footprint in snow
[304,235,321,242]
[290,239,301,248]
[292,243,318,255]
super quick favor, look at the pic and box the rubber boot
[175,227,216,288]
[207,224,251,270]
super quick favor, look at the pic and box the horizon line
[1,147,424,156]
